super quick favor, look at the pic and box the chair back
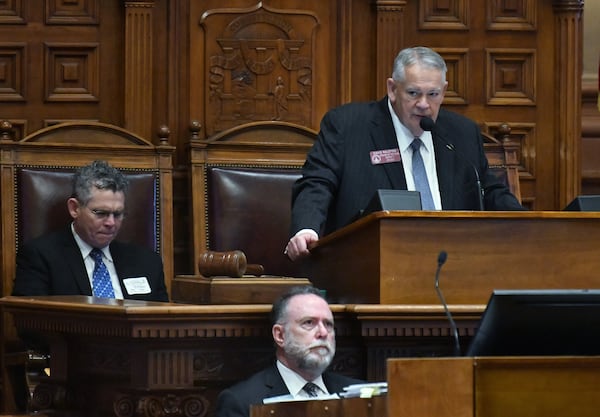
[187,121,315,277]
[0,121,175,298]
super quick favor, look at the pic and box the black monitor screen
[466,289,600,356]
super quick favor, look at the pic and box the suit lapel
[264,364,292,396]
[61,230,93,295]
[370,98,408,190]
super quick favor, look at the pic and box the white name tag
[123,277,152,295]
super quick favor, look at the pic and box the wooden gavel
[198,250,265,278]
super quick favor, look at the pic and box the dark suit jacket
[291,97,524,236]
[12,226,169,302]
[214,363,363,417]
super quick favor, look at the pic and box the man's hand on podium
[284,230,319,261]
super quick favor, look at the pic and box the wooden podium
[306,211,600,304]
[387,356,600,417]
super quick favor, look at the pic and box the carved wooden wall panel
[199,3,318,136]
[190,1,342,140]
[486,48,536,106]
[45,0,100,25]
[0,0,586,271]
[0,0,124,134]
[44,42,100,102]
[0,0,25,24]
[0,42,26,102]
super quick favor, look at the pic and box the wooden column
[124,0,155,139]
[553,0,584,208]
[375,1,407,98]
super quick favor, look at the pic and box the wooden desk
[0,296,482,416]
[387,356,600,417]
[307,211,600,304]
[250,395,386,417]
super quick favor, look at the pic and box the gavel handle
[245,264,265,276]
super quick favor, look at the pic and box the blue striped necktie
[90,248,115,298]
[411,138,435,210]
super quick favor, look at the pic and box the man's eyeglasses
[87,207,126,220]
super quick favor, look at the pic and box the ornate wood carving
[200,3,319,136]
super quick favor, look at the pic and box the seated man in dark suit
[12,160,169,302]
[215,285,363,417]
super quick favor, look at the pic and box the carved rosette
[114,390,209,417]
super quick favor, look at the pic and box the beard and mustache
[283,335,336,376]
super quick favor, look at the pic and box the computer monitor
[466,289,600,356]
[361,189,422,217]
[563,195,600,211]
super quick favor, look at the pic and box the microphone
[420,117,485,211]
[434,250,461,356]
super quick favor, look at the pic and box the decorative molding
[0,42,26,101]
[45,0,100,25]
[436,48,468,105]
[553,1,583,206]
[487,0,537,31]
[0,0,25,24]
[124,0,155,139]
[486,48,536,106]
[419,0,469,30]
[44,42,100,102]
[375,1,406,98]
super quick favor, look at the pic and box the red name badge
[370,148,401,165]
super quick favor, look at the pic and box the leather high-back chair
[0,121,175,412]
[186,121,315,278]
[0,121,175,300]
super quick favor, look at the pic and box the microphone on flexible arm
[419,117,485,211]
[434,250,461,356]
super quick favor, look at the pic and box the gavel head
[198,250,247,278]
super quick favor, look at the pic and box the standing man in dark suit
[214,286,363,417]
[12,160,169,302]
[285,46,524,261]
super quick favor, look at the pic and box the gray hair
[391,46,447,84]
[270,286,327,326]
[72,160,129,205]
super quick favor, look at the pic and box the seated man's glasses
[87,207,126,220]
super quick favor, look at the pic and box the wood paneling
[0,0,587,272]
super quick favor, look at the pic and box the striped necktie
[303,382,320,397]
[90,248,115,298]
[410,138,435,210]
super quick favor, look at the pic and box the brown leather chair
[0,121,174,413]
[206,166,303,277]
[172,121,315,304]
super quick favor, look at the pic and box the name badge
[370,148,401,165]
[123,277,152,295]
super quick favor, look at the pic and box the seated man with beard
[214,285,364,417]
